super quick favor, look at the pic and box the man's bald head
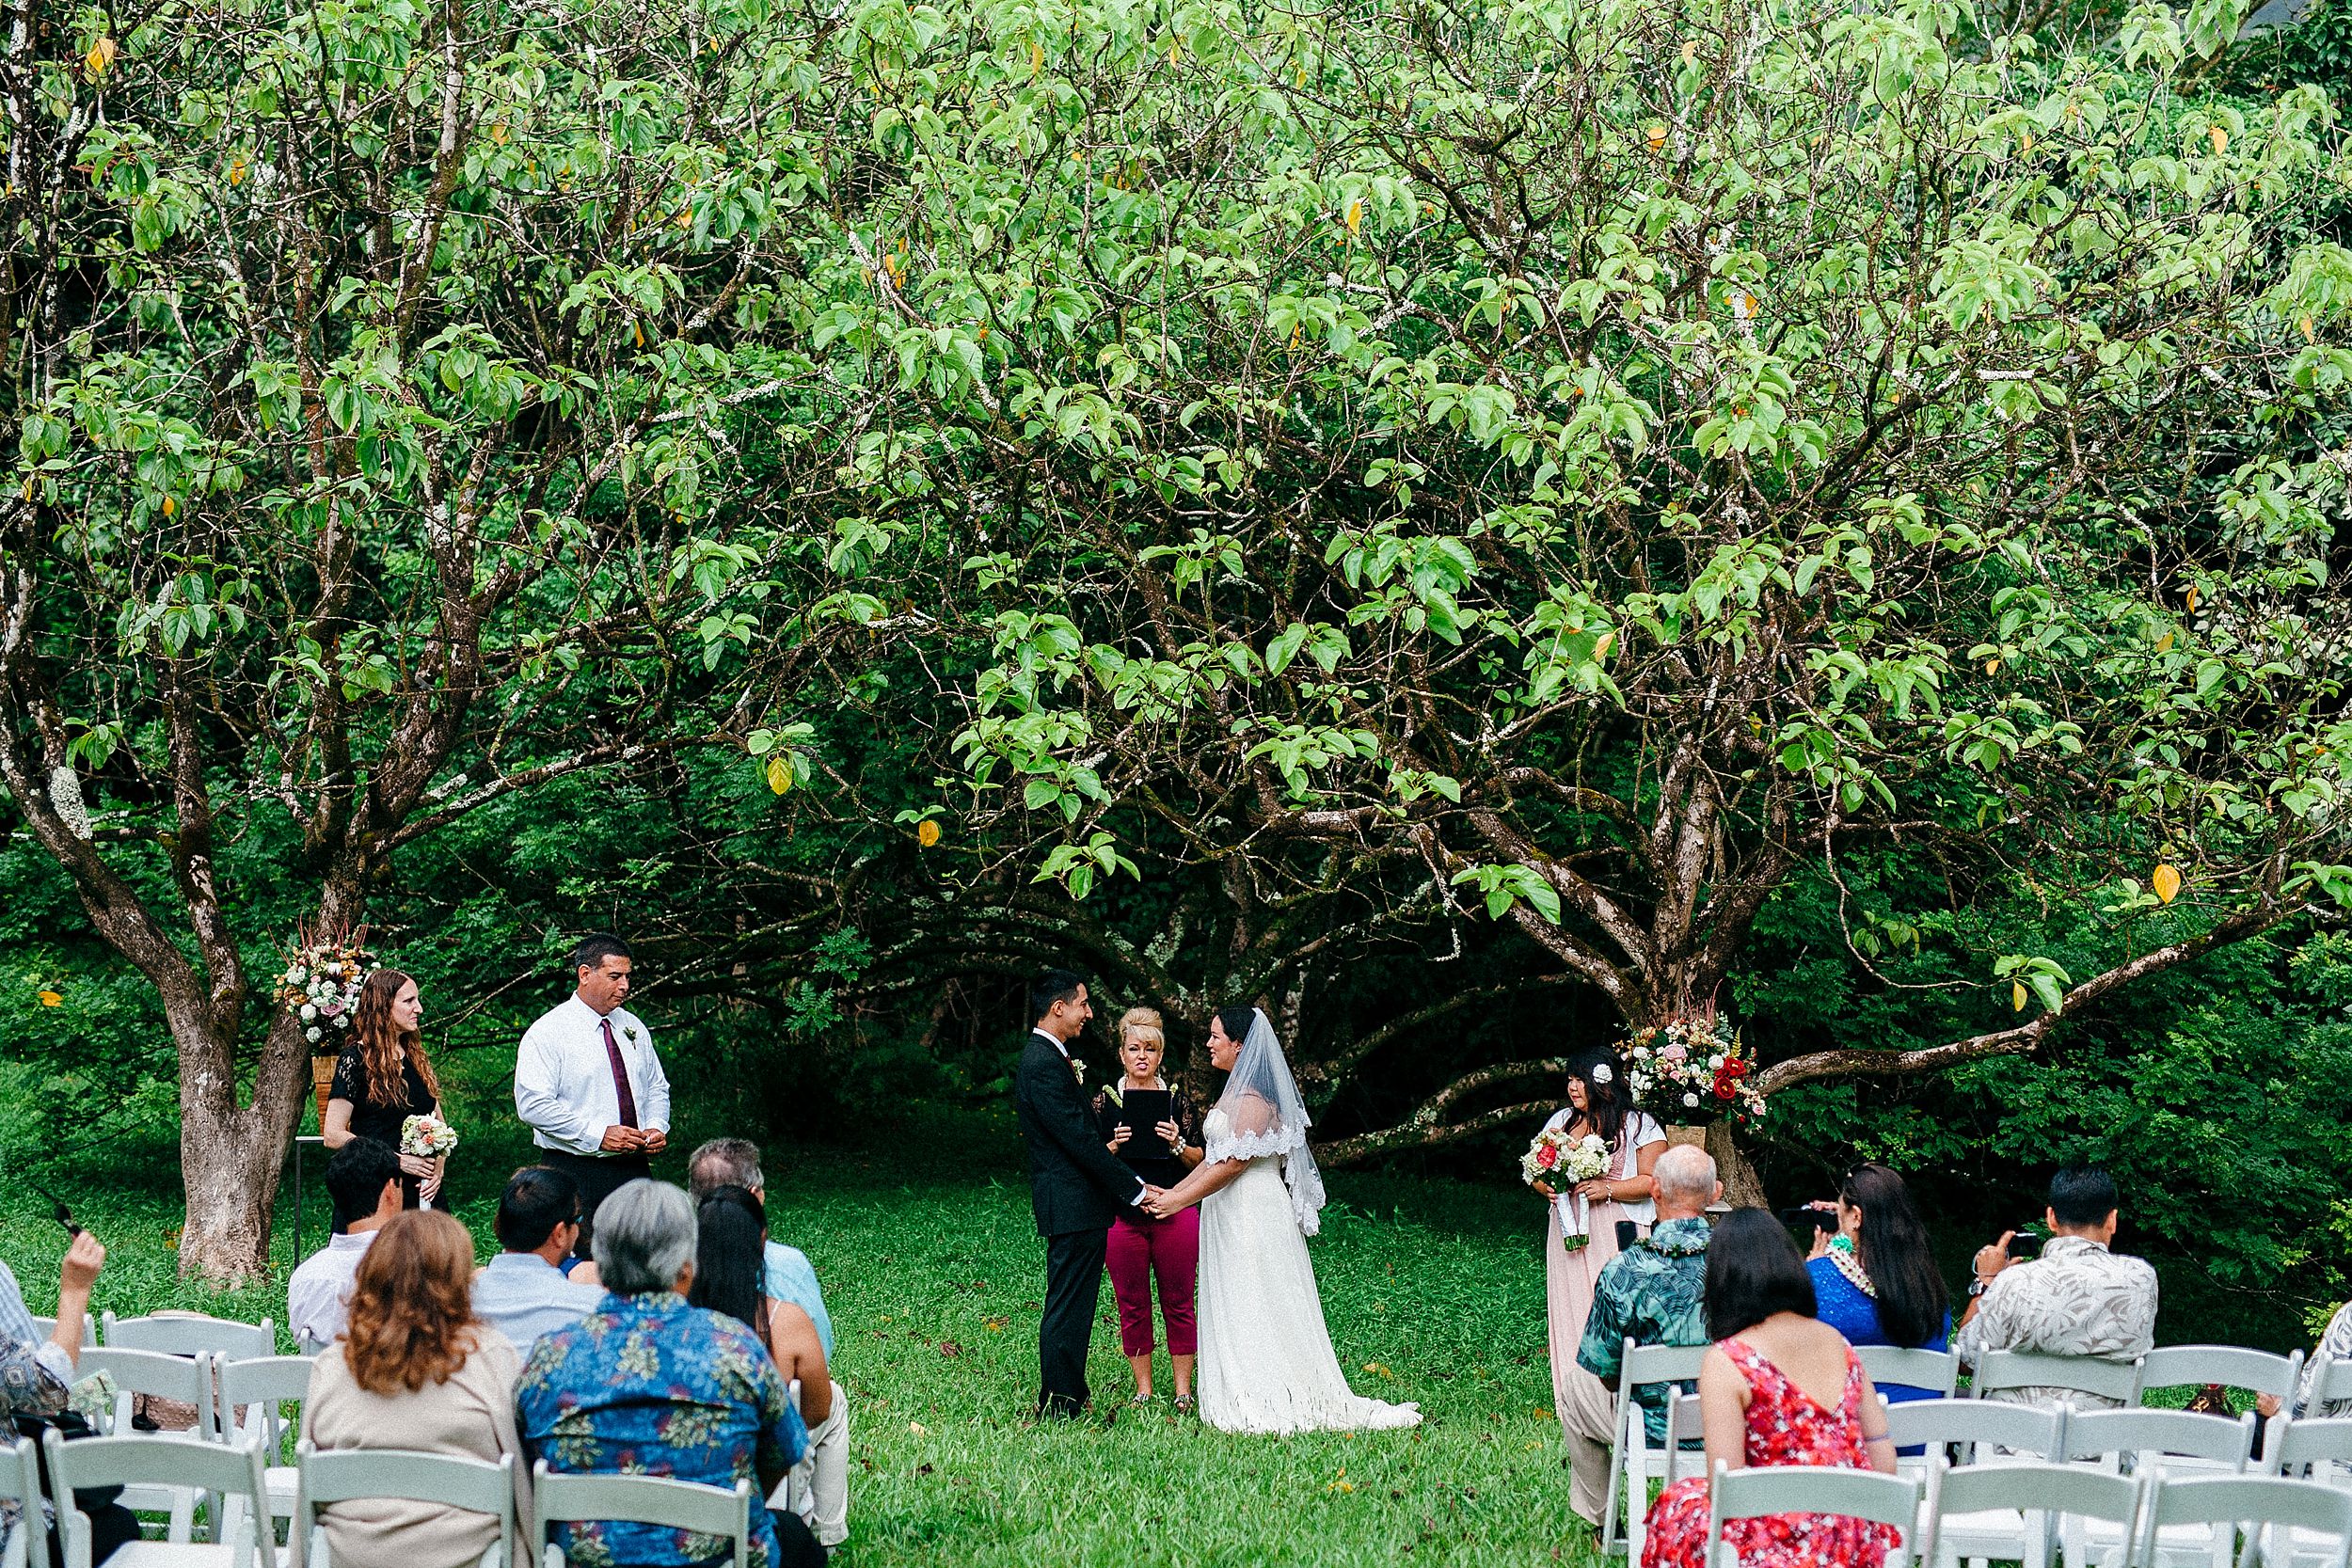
[1653,1145,1721,1217]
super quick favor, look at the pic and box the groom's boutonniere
[1071,1058,1087,1086]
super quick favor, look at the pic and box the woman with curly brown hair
[324,969,447,1210]
[304,1210,533,1568]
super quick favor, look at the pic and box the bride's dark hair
[1564,1046,1632,1148]
[1213,1004,1257,1046]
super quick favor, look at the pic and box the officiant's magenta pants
[1105,1206,1200,1357]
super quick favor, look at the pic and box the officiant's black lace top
[1092,1082,1204,1190]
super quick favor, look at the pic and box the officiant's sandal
[1173,1394,1196,1415]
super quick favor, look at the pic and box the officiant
[514,934,671,1258]
[1091,1007,1206,1411]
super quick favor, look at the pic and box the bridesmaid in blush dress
[1642,1211,1901,1568]
[1537,1048,1667,1422]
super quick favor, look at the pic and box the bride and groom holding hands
[1014,969,1422,1434]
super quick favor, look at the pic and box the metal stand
[287,1134,325,1264]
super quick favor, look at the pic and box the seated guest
[691,1187,837,1550]
[516,1180,821,1568]
[1803,1164,1951,1403]
[1639,1211,1899,1568]
[0,1229,137,1567]
[473,1166,608,1355]
[1560,1144,1721,1530]
[1954,1164,2157,1408]
[689,1137,846,1551]
[290,1137,404,1352]
[2267,1298,2352,1418]
[305,1211,533,1568]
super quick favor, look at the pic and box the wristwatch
[1968,1275,1995,1298]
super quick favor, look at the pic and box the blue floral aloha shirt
[1575,1215,1712,1443]
[516,1291,809,1568]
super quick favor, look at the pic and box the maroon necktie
[599,1018,640,1131]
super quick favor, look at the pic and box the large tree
[791,0,2352,1154]
[0,0,857,1278]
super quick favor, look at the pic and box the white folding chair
[2065,1409,2258,1568]
[2257,1420,2352,1566]
[1975,1350,2146,1408]
[1660,1394,1710,1487]
[1600,1339,1708,1561]
[0,1435,51,1568]
[2305,1361,2352,1418]
[1863,1348,1963,1401]
[1703,1461,1923,1567]
[296,1445,515,1568]
[532,1461,751,1568]
[1920,1459,2145,1568]
[100,1319,275,1367]
[1886,1398,2071,1563]
[27,1321,95,1351]
[76,1349,220,1544]
[2141,1474,2352,1568]
[215,1359,315,1522]
[767,1380,810,1527]
[39,1431,275,1568]
[2139,1349,2305,1411]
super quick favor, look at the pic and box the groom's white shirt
[516,994,672,1155]
[1034,1029,1147,1206]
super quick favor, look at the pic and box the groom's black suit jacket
[1014,1030,1145,1236]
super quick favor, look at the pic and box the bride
[1144,1006,1421,1434]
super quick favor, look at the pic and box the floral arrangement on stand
[1520,1126,1613,1248]
[1624,1016,1767,1123]
[279,928,374,1048]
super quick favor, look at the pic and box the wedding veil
[1207,1008,1328,1237]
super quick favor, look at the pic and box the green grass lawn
[0,1058,1603,1567]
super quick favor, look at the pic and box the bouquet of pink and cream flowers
[1522,1127,1612,1248]
[400,1114,459,1159]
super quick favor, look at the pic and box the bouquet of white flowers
[401,1114,459,1159]
[1522,1127,1613,1248]
[278,929,373,1048]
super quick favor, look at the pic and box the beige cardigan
[304,1332,534,1568]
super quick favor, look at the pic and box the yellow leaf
[633,322,645,347]
[766,756,790,795]
[1593,631,1615,659]
[490,121,508,145]
[1680,39,1698,60]
[161,496,175,516]
[1730,290,1758,321]
[2156,631,2174,654]
[2208,125,2228,155]
[1343,198,1362,236]
[2185,583,2200,612]
[1030,41,1042,72]
[85,36,115,74]
[1646,123,1667,152]
[1168,37,1181,62]
[2021,132,2033,155]
[2153,863,2181,904]
[2302,316,2317,343]
[19,478,31,502]
[1984,657,1999,675]
[2012,982,2028,1012]
[228,158,246,186]
[37,990,61,1007]
[917,818,942,847]
[1288,325,1302,351]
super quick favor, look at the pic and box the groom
[1015,969,1154,1418]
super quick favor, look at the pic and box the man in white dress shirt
[514,934,672,1257]
[289,1137,403,1351]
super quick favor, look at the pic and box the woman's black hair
[1840,1164,1948,1349]
[1563,1046,1632,1148]
[1705,1209,1819,1339]
[1214,1005,1258,1047]
[687,1184,768,1332]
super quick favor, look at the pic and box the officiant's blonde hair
[1118,1007,1164,1050]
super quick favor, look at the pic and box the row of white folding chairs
[0,1432,764,1568]
[1602,1340,2315,1560]
[1700,1459,2352,1568]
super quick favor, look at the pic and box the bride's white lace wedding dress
[1195,1104,1422,1434]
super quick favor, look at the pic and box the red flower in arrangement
[1535,1145,1560,1170]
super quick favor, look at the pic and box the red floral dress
[1640,1338,1899,1568]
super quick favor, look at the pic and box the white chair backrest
[217,1355,317,1460]
[40,1431,273,1568]
[2146,1473,2352,1568]
[298,1443,515,1568]
[1922,1460,2144,1568]
[101,1313,275,1363]
[1661,1393,1708,1485]
[532,1461,751,1568]
[26,1320,93,1350]
[2064,1407,2257,1471]
[1705,1462,1921,1568]
[1883,1395,2068,1461]
[1856,1347,1961,1400]
[2316,1357,2352,1412]
[2138,1345,2305,1403]
[1625,1341,1709,1389]
[76,1347,217,1440]
[2270,1416,2352,1481]
[1974,1348,2144,1404]
[0,1435,49,1568]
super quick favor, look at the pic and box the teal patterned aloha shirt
[516,1291,808,1568]
[1574,1216,1712,1443]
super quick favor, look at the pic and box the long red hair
[342,1210,479,1393]
[350,969,438,1109]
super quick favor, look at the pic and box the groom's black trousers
[1040,1225,1109,1418]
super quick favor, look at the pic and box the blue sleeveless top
[1807,1256,1951,1404]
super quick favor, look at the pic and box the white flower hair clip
[1590,1062,1614,1085]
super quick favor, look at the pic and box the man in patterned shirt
[516,1180,820,1568]
[1954,1165,2158,1409]
[1564,1145,1721,1528]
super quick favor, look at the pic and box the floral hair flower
[1589,1062,1614,1085]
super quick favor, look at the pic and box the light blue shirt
[471,1252,605,1354]
[764,1242,833,1359]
